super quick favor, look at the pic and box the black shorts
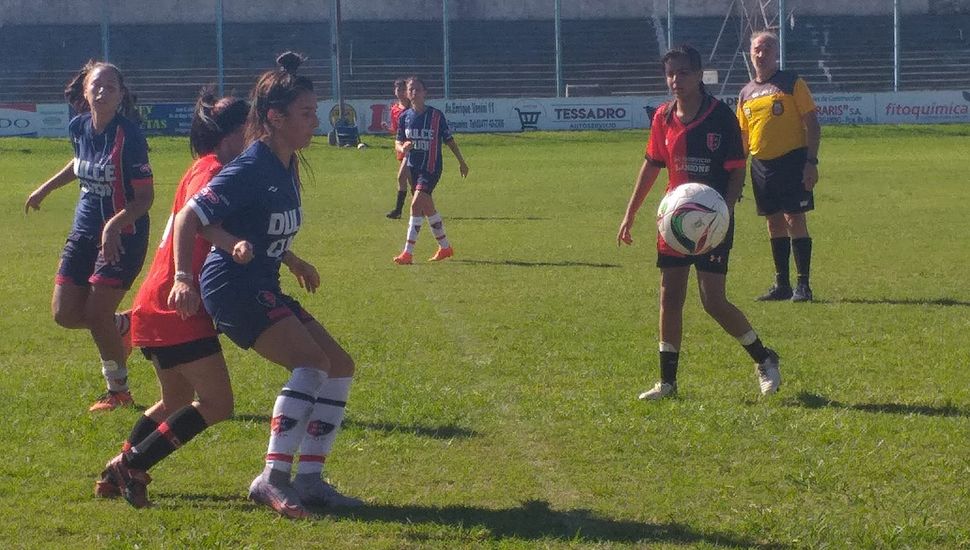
[657,242,731,275]
[751,147,814,216]
[410,168,441,195]
[141,336,222,370]
[56,230,149,290]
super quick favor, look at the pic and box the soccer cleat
[791,282,814,303]
[115,310,133,359]
[89,390,134,412]
[248,473,310,519]
[428,246,454,262]
[755,349,782,395]
[293,475,364,508]
[385,209,402,219]
[392,251,413,265]
[104,454,152,508]
[94,468,121,499]
[637,381,677,400]
[756,284,793,301]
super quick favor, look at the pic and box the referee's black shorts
[751,147,814,216]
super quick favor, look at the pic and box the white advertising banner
[811,93,878,125]
[0,103,71,137]
[874,90,970,124]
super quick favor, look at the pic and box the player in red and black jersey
[617,45,781,400]
[95,89,250,508]
[384,78,412,219]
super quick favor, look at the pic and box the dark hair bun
[277,51,306,74]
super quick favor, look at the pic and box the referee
[737,31,821,302]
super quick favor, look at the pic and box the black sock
[394,190,406,212]
[660,351,679,385]
[126,406,208,471]
[743,338,771,363]
[124,415,160,452]
[770,237,791,287]
[792,237,812,286]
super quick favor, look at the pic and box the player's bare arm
[802,110,821,191]
[618,160,662,245]
[24,160,77,214]
[100,183,154,264]
[282,250,320,293]
[200,223,253,264]
[168,204,204,319]
[445,138,469,178]
[724,167,746,210]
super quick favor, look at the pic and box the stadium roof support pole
[100,0,110,61]
[331,0,344,119]
[778,0,786,69]
[216,0,224,96]
[893,0,900,91]
[555,0,563,98]
[443,0,451,99]
[667,0,674,50]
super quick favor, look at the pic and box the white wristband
[174,270,194,283]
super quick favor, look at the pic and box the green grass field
[1,126,968,549]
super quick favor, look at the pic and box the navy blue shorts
[410,168,441,195]
[141,336,222,370]
[751,147,815,215]
[56,230,149,290]
[202,284,315,349]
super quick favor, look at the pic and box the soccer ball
[357,142,368,150]
[656,183,730,255]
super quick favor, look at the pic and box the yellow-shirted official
[738,31,821,303]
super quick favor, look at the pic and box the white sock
[404,216,423,254]
[296,377,353,476]
[101,359,129,393]
[265,367,327,473]
[427,212,450,249]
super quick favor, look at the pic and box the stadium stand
[1,15,968,103]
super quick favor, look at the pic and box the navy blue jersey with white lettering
[188,140,302,290]
[69,113,153,237]
[396,106,452,175]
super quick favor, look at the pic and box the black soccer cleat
[756,284,793,301]
[385,209,402,219]
[791,282,814,302]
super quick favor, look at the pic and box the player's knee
[52,307,85,329]
[200,395,233,425]
[329,351,355,378]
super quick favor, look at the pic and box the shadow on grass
[324,499,785,548]
[230,414,479,439]
[455,258,621,269]
[790,391,970,418]
[835,297,970,307]
[450,216,549,221]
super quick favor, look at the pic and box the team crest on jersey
[134,162,152,176]
[772,100,785,116]
[257,290,278,308]
[306,420,336,437]
[706,133,722,152]
[271,414,298,434]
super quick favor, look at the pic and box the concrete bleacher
[1,15,968,104]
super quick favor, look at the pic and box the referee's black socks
[792,237,812,286]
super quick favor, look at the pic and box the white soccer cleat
[638,381,677,400]
[293,474,364,508]
[755,349,782,395]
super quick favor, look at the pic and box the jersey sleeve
[396,113,407,143]
[721,107,747,171]
[125,127,154,186]
[187,161,256,227]
[792,78,817,116]
[644,108,667,167]
[439,112,453,141]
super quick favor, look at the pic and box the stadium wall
[5,91,969,138]
[0,0,944,24]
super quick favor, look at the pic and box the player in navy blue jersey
[164,52,361,519]
[392,76,469,265]
[25,61,153,412]
[617,45,780,400]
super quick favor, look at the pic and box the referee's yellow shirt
[737,70,816,160]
